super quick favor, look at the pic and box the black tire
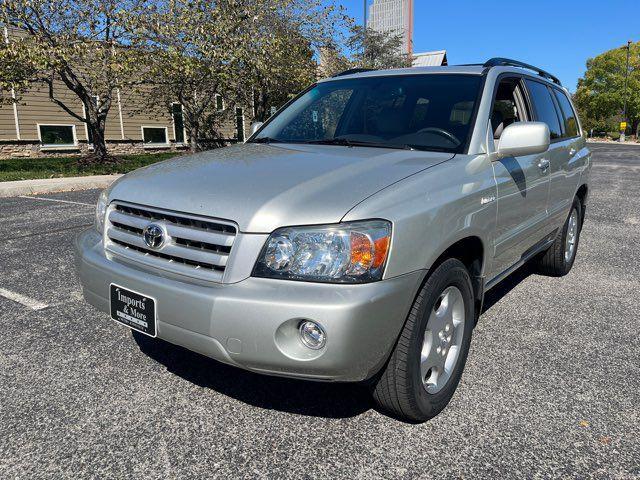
[537,197,582,277]
[372,258,475,423]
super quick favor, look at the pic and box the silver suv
[76,58,590,422]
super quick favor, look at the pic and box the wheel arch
[366,234,487,384]
[424,234,486,322]
[575,184,588,229]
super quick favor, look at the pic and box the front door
[490,77,552,276]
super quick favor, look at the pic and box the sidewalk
[0,174,121,198]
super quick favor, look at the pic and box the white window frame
[141,125,170,148]
[171,102,188,145]
[37,123,79,150]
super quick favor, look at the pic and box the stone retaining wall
[0,140,195,159]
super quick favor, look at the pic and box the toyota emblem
[143,223,165,249]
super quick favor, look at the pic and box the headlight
[95,190,109,233]
[253,220,391,283]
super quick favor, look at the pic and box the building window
[171,103,186,144]
[38,124,77,148]
[235,107,245,142]
[141,126,169,147]
[215,94,225,111]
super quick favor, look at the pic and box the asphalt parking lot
[1,143,638,479]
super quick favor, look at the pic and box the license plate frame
[109,284,157,338]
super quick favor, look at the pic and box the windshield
[252,74,482,153]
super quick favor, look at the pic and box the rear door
[523,78,570,233]
[548,88,584,228]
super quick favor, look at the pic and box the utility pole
[621,40,631,142]
[364,0,367,27]
[363,0,368,61]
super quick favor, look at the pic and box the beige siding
[0,103,17,140]
[5,25,28,39]
[119,86,174,142]
[3,25,250,146]
[105,93,124,140]
[5,27,86,143]
[16,82,85,141]
[9,82,133,143]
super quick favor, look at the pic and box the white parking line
[18,195,94,207]
[0,288,49,311]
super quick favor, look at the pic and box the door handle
[537,159,550,172]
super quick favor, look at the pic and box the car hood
[108,143,453,232]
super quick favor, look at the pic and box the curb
[0,174,122,198]
[586,140,640,146]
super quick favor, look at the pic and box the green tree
[0,0,151,161]
[575,41,640,136]
[317,25,412,78]
[247,0,345,122]
[137,0,256,152]
[346,26,412,70]
[317,43,351,78]
[139,0,344,149]
[250,26,317,122]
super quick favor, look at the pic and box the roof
[319,65,484,83]
[321,59,563,89]
[412,50,448,67]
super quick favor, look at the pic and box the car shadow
[132,262,537,420]
[132,331,373,419]
[481,262,536,314]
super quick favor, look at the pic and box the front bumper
[75,229,423,382]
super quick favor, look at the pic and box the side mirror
[250,122,264,135]
[496,122,550,158]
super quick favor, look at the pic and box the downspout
[116,88,125,140]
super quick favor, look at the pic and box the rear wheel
[537,197,582,276]
[372,258,475,423]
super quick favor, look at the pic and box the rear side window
[525,79,562,140]
[553,89,579,138]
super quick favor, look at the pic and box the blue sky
[334,0,638,92]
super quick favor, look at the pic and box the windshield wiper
[250,136,284,144]
[307,138,413,150]
[307,138,354,146]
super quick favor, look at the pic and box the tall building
[367,0,414,56]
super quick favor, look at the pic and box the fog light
[299,320,326,350]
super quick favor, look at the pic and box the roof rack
[332,68,376,78]
[483,58,562,85]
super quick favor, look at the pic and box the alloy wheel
[420,286,466,394]
[565,208,579,263]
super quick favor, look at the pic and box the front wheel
[371,258,475,423]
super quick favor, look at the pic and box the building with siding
[0,26,248,159]
[412,50,448,67]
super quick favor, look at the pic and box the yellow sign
[620,122,627,130]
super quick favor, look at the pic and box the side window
[525,79,562,140]
[553,89,579,138]
[490,78,529,140]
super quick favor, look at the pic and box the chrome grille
[105,202,237,282]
